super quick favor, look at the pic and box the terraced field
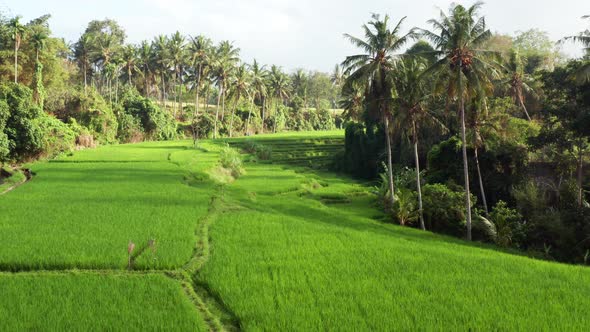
[228,130,344,168]
[1,131,590,330]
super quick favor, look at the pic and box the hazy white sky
[1,0,587,72]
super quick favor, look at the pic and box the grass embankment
[0,167,27,194]
[198,133,590,330]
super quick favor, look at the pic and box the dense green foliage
[336,5,590,263]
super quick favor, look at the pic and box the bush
[121,92,176,141]
[333,122,383,179]
[0,83,78,161]
[422,183,474,237]
[0,83,46,161]
[117,112,144,143]
[0,100,9,162]
[255,144,272,160]
[219,145,245,179]
[476,201,525,247]
[51,88,118,144]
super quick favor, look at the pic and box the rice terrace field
[0,131,589,330]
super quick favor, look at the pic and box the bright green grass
[2,132,590,330]
[197,135,590,330]
[0,140,218,270]
[0,273,207,330]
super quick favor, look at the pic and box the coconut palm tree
[419,2,500,240]
[137,41,153,97]
[561,15,590,83]
[500,50,537,120]
[269,65,291,106]
[153,35,170,106]
[168,32,188,118]
[188,35,213,140]
[331,64,345,88]
[228,64,251,137]
[121,44,140,87]
[465,92,507,217]
[339,81,365,122]
[212,41,240,138]
[74,34,94,93]
[9,16,27,83]
[342,13,414,207]
[250,59,268,133]
[291,69,308,107]
[391,58,427,230]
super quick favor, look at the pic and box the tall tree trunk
[193,68,201,144]
[214,85,222,139]
[261,96,266,134]
[14,40,18,83]
[246,96,254,135]
[519,97,532,121]
[384,116,395,207]
[413,120,425,231]
[578,146,584,208]
[475,147,489,216]
[161,74,166,109]
[460,94,473,241]
[221,82,226,122]
[84,62,88,95]
[229,93,239,138]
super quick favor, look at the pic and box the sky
[0,0,587,72]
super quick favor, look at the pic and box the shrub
[422,183,475,237]
[476,201,525,247]
[51,88,118,144]
[255,144,272,161]
[219,145,245,179]
[117,112,145,143]
[0,83,46,161]
[0,100,9,162]
[121,92,176,141]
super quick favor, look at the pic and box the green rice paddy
[1,131,589,330]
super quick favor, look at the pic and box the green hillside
[0,132,589,330]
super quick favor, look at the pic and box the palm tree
[500,50,536,120]
[31,30,48,63]
[168,32,188,118]
[213,41,240,138]
[419,2,500,240]
[74,34,94,93]
[137,41,153,97]
[466,93,506,217]
[331,64,345,88]
[561,15,590,83]
[339,81,365,122]
[9,16,27,83]
[342,14,413,207]
[269,65,291,106]
[391,58,434,230]
[189,35,213,141]
[121,44,140,86]
[250,60,268,133]
[291,69,308,107]
[153,35,170,107]
[228,64,251,137]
